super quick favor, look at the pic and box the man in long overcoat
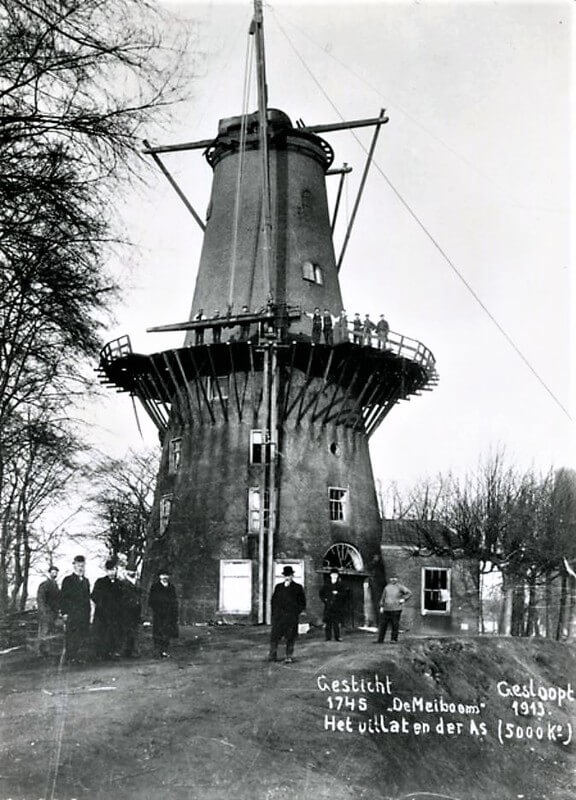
[37,565,61,657]
[148,569,179,658]
[319,568,349,642]
[121,564,142,658]
[268,566,306,664]
[91,559,124,660]
[60,555,91,664]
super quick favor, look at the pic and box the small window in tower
[422,567,451,615]
[250,429,271,464]
[302,261,324,285]
[209,376,229,401]
[168,438,182,473]
[302,260,315,282]
[328,487,349,522]
[248,487,270,532]
[159,494,173,534]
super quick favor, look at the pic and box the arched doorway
[322,542,364,572]
[321,543,372,627]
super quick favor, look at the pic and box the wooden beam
[337,109,387,273]
[301,114,389,134]
[173,349,197,424]
[143,139,206,233]
[188,348,216,425]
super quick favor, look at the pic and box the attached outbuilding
[381,519,480,636]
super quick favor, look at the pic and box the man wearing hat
[91,559,124,660]
[319,568,349,642]
[268,566,306,664]
[60,555,91,664]
[36,565,61,657]
[376,576,412,643]
[148,568,179,658]
[121,560,142,658]
[376,314,389,350]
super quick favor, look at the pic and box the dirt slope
[0,627,574,800]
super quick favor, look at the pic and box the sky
[86,0,574,506]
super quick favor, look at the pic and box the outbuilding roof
[381,519,462,554]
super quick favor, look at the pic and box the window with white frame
[159,494,173,534]
[248,487,269,533]
[219,560,252,614]
[168,438,182,473]
[302,260,315,282]
[250,429,271,464]
[421,567,451,615]
[209,375,229,401]
[328,487,349,522]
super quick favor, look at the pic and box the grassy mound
[0,628,573,800]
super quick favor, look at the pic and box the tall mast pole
[252,0,273,299]
[252,0,278,625]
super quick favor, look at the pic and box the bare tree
[0,409,83,609]
[385,451,575,638]
[0,0,191,606]
[84,447,159,566]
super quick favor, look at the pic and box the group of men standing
[306,309,390,348]
[36,556,179,663]
[38,557,412,664]
[267,566,412,662]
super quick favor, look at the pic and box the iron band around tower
[204,109,334,170]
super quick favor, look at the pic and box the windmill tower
[99,2,437,625]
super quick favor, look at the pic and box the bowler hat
[281,566,294,576]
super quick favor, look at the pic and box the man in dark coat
[91,559,124,660]
[319,568,349,642]
[352,313,362,344]
[376,314,389,349]
[148,569,179,658]
[37,565,61,657]
[362,313,375,346]
[194,309,204,345]
[322,309,334,345]
[121,564,142,658]
[268,566,306,664]
[305,308,322,344]
[60,555,91,664]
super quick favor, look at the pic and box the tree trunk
[545,571,553,638]
[556,573,568,641]
[511,581,526,637]
[524,576,539,637]
[19,541,31,612]
[499,573,513,636]
[567,575,576,642]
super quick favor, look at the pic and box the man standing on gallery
[60,555,91,664]
[268,566,306,664]
[376,576,412,643]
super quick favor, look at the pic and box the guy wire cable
[270,11,571,422]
